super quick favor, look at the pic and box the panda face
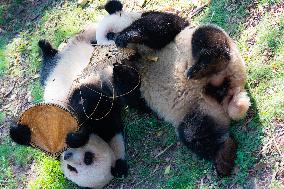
[61,134,115,189]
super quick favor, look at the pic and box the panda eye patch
[84,151,94,165]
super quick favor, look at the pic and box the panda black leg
[178,111,236,176]
[38,39,58,58]
[66,128,90,148]
[187,25,231,79]
[111,159,128,178]
[109,133,128,178]
[10,122,31,145]
[115,31,143,48]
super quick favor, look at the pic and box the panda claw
[111,159,128,178]
[10,123,31,145]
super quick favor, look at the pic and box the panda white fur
[61,134,115,189]
[107,11,250,176]
[95,0,141,45]
[10,23,133,188]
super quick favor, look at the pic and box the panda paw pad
[111,159,128,178]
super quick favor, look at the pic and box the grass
[0,0,283,188]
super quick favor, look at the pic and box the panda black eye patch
[84,151,94,165]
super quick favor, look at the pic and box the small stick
[155,143,175,158]
[189,0,212,19]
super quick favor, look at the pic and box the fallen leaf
[164,165,171,175]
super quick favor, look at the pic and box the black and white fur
[9,27,134,187]
[95,0,141,45]
[61,134,115,189]
[109,15,250,176]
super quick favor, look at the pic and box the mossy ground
[0,0,283,188]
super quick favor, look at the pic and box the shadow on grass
[1,0,64,34]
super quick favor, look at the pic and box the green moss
[28,156,75,189]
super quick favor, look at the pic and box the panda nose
[64,152,73,160]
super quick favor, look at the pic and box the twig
[3,82,16,98]
[155,143,174,158]
[189,0,212,19]
[142,0,152,9]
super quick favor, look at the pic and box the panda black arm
[113,62,152,113]
[114,11,189,49]
[10,122,31,146]
[187,25,231,79]
[111,159,128,178]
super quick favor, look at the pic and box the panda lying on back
[10,24,141,188]
[104,1,250,176]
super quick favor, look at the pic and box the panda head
[96,0,142,45]
[61,134,115,189]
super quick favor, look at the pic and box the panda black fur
[9,26,133,183]
[111,20,250,175]
[97,0,189,49]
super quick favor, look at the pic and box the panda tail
[104,0,123,15]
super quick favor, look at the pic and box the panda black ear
[105,0,123,15]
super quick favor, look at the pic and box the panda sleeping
[102,1,250,176]
[10,23,140,188]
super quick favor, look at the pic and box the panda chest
[139,60,201,125]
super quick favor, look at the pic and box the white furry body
[43,40,94,107]
[61,134,115,189]
[96,11,142,45]
[136,26,250,127]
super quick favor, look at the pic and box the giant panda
[108,14,251,176]
[9,24,139,184]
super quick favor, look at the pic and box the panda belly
[138,44,203,126]
[43,41,94,107]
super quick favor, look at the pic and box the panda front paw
[114,35,128,48]
[106,32,116,41]
[10,123,31,145]
[66,131,89,148]
[111,159,128,178]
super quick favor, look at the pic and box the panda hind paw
[214,137,237,177]
[111,159,129,178]
[10,123,31,145]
